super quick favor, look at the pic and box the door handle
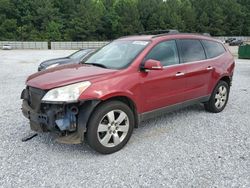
[175,72,185,77]
[206,66,214,70]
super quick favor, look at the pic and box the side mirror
[143,59,163,71]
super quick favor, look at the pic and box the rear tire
[87,100,134,154]
[205,80,230,113]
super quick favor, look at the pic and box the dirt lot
[0,50,249,187]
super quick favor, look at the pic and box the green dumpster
[238,44,250,59]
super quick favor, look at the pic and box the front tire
[205,80,230,113]
[87,100,134,154]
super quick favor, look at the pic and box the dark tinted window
[178,39,206,63]
[202,40,226,58]
[145,40,179,66]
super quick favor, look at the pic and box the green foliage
[0,0,249,41]
[46,21,62,41]
[64,0,105,40]
[113,0,143,37]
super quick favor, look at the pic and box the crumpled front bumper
[21,87,101,144]
[22,100,48,132]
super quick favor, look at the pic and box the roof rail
[152,31,212,38]
[139,29,179,36]
[152,30,180,38]
[117,29,180,39]
[118,31,211,40]
[202,33,211,37]
[173,32,212,37]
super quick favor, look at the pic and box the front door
[140,40,189,112]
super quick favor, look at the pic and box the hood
[27,64,117,90]
[41,57,74,67]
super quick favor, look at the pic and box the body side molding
[139,95,210,122]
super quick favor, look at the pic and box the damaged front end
[21,86,100,144]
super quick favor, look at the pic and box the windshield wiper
[85,63,107,69]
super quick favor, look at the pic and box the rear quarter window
[177,39,206,63]
[201,40,226,58]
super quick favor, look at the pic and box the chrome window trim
[163,51,226,68]
[141,38,227,69]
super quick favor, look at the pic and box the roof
[118,35,154,41]
[117,33,220,43]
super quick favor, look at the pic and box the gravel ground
[0,50,250,187]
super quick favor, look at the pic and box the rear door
[177,39,213,100]
[201,40,228,93]
[140,40,188,112]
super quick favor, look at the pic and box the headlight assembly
[42,81,91,103]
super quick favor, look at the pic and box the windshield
[85,40,149,69]
[69,50,90,59]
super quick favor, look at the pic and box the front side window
[85,40,149,69]
[202,40,226,58]
[178,39,206,63]
[145,40,179,66]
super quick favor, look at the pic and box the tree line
[0,0,249,41]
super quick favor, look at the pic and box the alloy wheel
[215,85,228,109]
[97,110,129,148]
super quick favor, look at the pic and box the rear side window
[202,40,226,58]
[178,39,206,63]
[145,40,179,66]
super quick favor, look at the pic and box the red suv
[21,33,235,154]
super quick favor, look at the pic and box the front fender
[78,75,142,112]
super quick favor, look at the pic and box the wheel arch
[97,95,140,128]
[219,75,231,87]
[209,74,232,97]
